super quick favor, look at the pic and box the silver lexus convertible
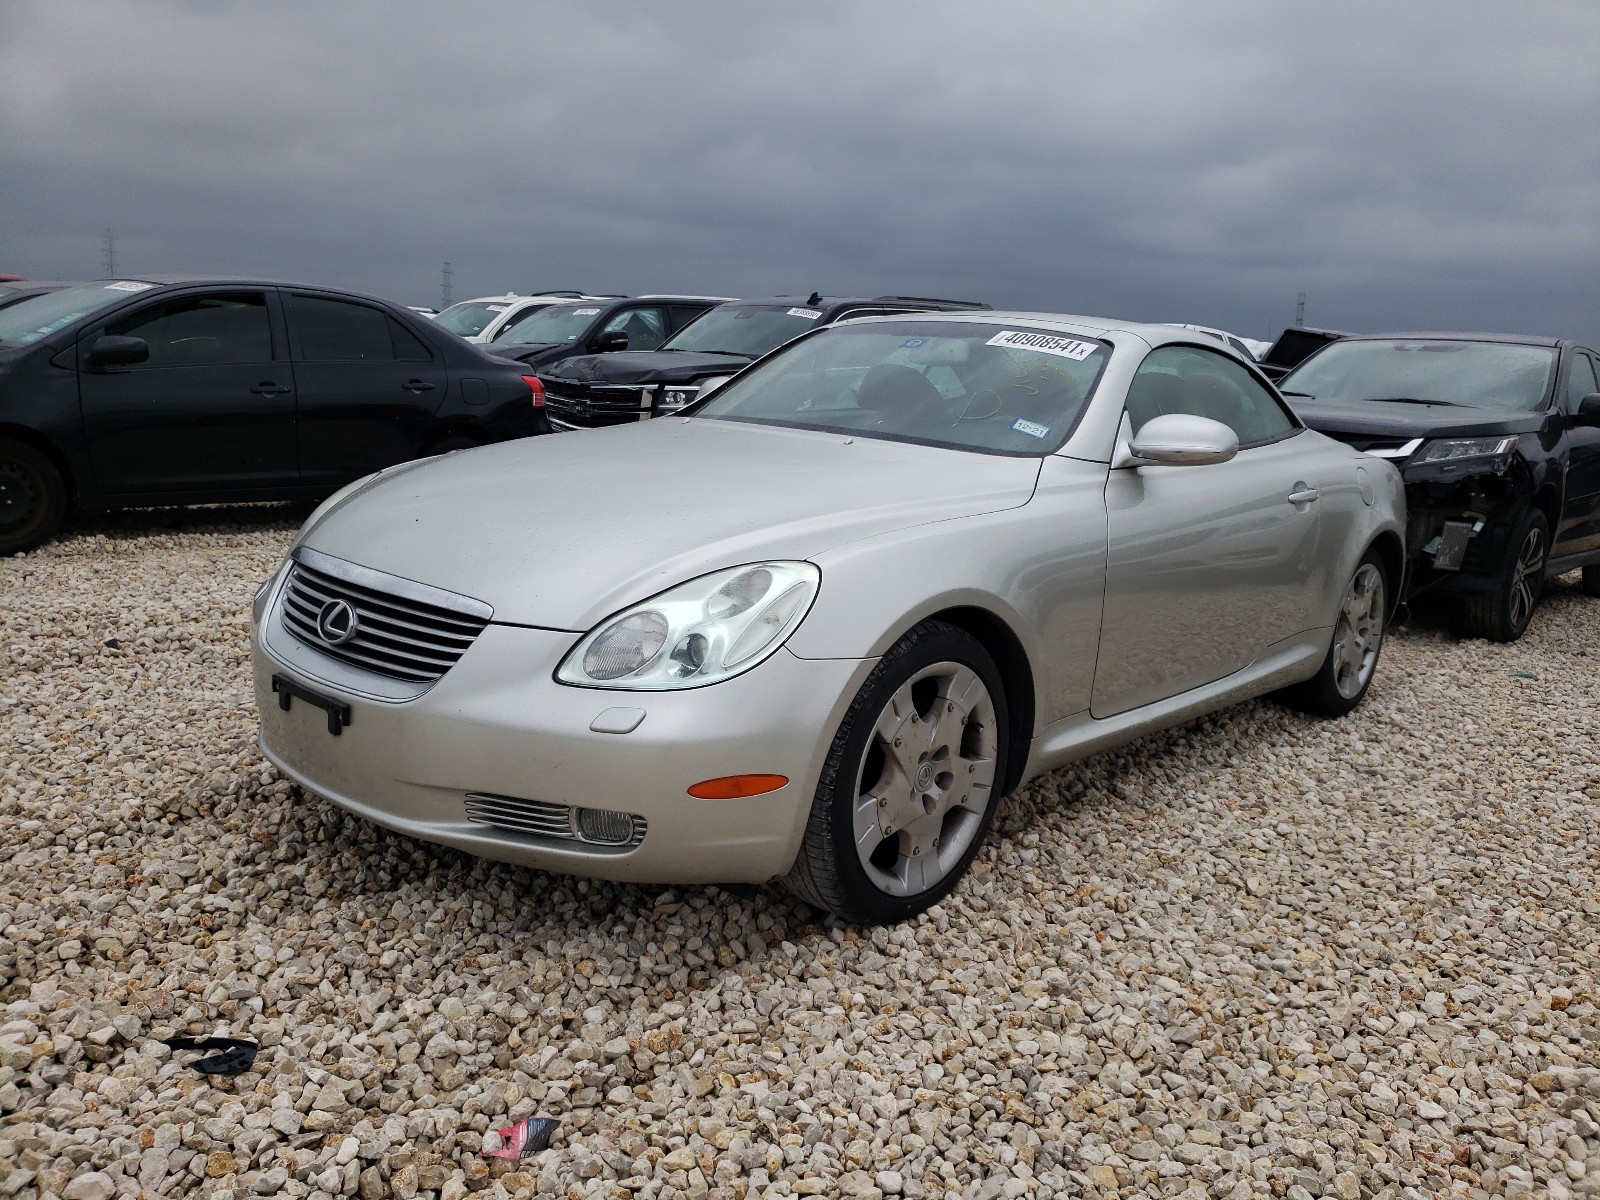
[252,312,1405,923]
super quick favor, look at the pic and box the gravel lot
[2,508,1598,1200]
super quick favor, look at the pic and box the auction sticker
[986,330,1097,360]
[573,308,601,316]
[1011,418,1051,439]
[787,307,822,320]
[104,281,156,292]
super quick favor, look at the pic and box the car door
[1091,345,1323,717]
[1556,350,1600,557]
[284,292,450,488]
[78,288,297,495]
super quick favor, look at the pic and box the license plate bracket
[1433,519,1476,572]
[272,673,352,736]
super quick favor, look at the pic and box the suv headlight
[557,562,820,690]
[1413,436,1517,465]
[659,385,700,411]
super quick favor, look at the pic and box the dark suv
[1279,332,1600,640]
[483,295,730,375]
[0,277,547,554]
[536,294,990,430]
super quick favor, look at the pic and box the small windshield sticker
[487,304,507,312]
[1012,418,1051,439]
[573,307,601,316]
[899,337,929,348]
[787,307,822,320]
[987,330,1097,360]
[104,281,155,292]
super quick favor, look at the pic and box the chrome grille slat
[291,570,486,636]
[464,793,647,848]
[280,550,491,684]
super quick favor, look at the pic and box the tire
[783,619,1009,925]
[1582,565,1600,598]
[0,438,67,556]
[1276,548,1388,718]
[1456,509,1548,642]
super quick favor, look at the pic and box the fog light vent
[464,793,645,851]
[575,806,639,846]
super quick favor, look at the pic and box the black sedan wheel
[1458,509,1548,642]
[0,438,67,556]
[785,619,1008,925]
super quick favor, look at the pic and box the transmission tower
[1294,292,1306,328]
[441,262,453,309]
[103,229,117,277]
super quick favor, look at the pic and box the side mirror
[1128,413,1240,466]
[88,335,149,369]
[593,330,629,353]
[1574,392,1600,428]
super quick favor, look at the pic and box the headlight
[659,385,700,411]
[557,562,821,690]
[1412,436,1517,465]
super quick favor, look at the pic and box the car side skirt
[1023,627,1331,783]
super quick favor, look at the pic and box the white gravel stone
[3,510,1600,1199]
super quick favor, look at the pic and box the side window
[288,294,406,361]
[1566,353,1599,409]
[1124,345,1297,445]
[107,293,272,366]
[388,317,434,361]
[601,306,666,351]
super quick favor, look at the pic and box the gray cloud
[2,0,1596,342]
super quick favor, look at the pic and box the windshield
[0,281,158,345]
[662,305,826,357]
[493,304,604,346]
[1282,339,1557,411]
[695,321,1108,455]
[434,301,517,337]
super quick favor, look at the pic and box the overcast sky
[2,1,1596,343]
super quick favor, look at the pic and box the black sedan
[0,278,546,554]
[1280,332,1600,640]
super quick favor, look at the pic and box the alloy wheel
[1331,562,1385,700]
[1509,525,1545,632]
[851,661,998,898]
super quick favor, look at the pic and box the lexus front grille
[279,547,492,684]
[464,793,647,849]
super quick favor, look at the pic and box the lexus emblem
[316,599,360,646]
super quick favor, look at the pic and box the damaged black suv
[1280,333,1600,641]
[537,293,988,430]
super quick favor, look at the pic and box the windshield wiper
[1365,397,1469,407]
[1278,390,1315,397]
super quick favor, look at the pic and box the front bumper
[252,594,873,884]
[1400,466,1525,596]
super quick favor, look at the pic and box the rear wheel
[1276,549,1387,717]
[1457,509,1548,642]
[0,438,67,556]
[784,620,1008,924]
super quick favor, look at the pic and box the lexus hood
[1289,400,1550,441]
[541,350,753,386]
[298,419,1042,630]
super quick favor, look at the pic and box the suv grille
[544,383,655,430]
[280,547,493,684]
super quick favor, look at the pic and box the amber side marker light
[688,774,789,799]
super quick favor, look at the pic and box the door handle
[1288,483,1320,504]
[402,379,436,394]
[250,382,290,396]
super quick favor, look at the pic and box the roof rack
[870,295,991,309]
